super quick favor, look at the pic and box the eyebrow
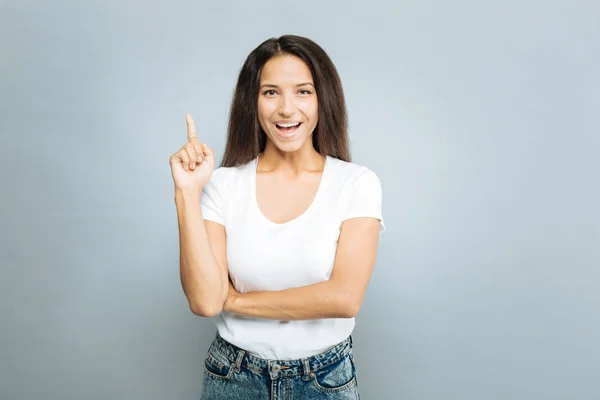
[259,82,315,89]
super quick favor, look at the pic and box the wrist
[174,186,202,199]
[174,188,203,210]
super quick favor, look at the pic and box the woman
[169,35,384,399]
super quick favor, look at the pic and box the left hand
[224,278,241,313]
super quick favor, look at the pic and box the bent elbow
[189,281,228,318]
[338,295,362,318]
[344,303,361,318]
[190,301,223,318]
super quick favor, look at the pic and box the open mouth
[275,122,302,137]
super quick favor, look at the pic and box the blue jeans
[200,333,360,399]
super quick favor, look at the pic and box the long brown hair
[220,35,350,168]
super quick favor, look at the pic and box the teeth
[277,122,300,128]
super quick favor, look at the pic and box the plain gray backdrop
[1,0,598,399]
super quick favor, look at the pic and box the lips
[274,122,302,138]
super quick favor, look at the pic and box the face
[257,54,319,154]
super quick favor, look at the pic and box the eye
[262,89,278,96]
[298,89,312,95]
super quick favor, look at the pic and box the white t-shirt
[200,154,384,359]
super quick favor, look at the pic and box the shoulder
[200,159,254,220]
[326,156,382,189]
[328,156,385,230]
[207,158,254,189]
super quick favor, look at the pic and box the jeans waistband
[210,333,354,378]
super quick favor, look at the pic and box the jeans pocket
[203,344,234,381]
[312,352,358,394]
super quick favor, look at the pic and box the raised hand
[169,113,215,191]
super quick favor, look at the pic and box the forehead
[260,54,313,83]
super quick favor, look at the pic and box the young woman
[170,35,384,399]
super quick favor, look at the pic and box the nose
[278,93,296,117]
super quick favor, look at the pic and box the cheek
[299,99,319,121]
[257,100,273,123]
[310,96,319,116]
[308,102,319,124]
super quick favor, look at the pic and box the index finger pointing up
[186,113,198,140]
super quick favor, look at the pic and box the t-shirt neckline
[252,154,329,227]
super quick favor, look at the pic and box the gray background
[1,0,598,399]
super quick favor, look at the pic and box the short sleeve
[200,168,226,226]
[342,169,385,233]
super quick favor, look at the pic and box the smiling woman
[221,35,351,167]
[257,55,319,148]
[169,34,384,400]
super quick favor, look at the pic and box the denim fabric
[200,333,360,399]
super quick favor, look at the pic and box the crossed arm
[209,217,382,320]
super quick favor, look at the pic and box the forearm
[175,188,227,316]
[226,280,355,320]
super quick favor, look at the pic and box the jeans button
[272,364,281,373]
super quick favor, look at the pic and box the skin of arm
[223,217,381,320]
[176,188,229,317]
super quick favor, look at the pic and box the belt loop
[233,349,245,373]
[302,358,312,379]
